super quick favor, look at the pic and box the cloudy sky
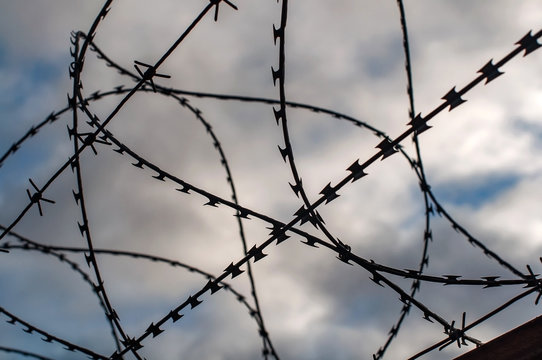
[1,1,542,359]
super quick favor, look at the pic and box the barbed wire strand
[65,119,537,286]
[0,0,222,243]
[1,4,541,357]
[2,76,528,285]
[3,54,540,290]
[0,346,54,360]
[0,306,108,359]
[3,119,540,359]
[71,60,280,356]
[0,232,122,353]
[0,2,241,358]
[408,285,540,359]
[95,27,541,357]
[68,28,130,357]
[373,1,434,358]
[82,33,531,281]
[0,238,276,357]
[1,60,540,356]
[2,77,530,290]
[81,119,539,357]
[272,0,349,258]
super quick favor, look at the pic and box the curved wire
[0,12,540,357]
[0,346,54,360]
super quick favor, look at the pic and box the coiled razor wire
[1,0,541,359]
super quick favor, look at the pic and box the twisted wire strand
[1,4,541,356]
[79,105,538,288]
[408,286,539,359]
[86,27,541,356]
[79,109,539,356]
[373,1,434,358]
[0,238,275,356]
[73,77,279,358]
[0,306,108,359]
[0,226,122,353]
[0,0,222,243]
[0,77,529,285]
[77,36,530,282]
[2,79,531,289]
[3,72,535,290]
[271,0,348,257]
[0,346,54,360]
[68,29,131,358]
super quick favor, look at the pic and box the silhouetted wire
[73,74,279,358]
[1,77,528,285]
[271,0,349,257]
[0,2,243,358]
[373,1,434,358]
[63,119,480,357]
[68,29,128,357]
[69,92,537,289]
[0,238,274,355]
[408,286,539,359]
[0,306,108,359]
[0,0,220,243]
[1,1,541,358]
[2,71,538,358]
[0,346,54,360]
[90,25,542,358]
[0,230,121,353]
[2,79,530,290]
[82,122,541,358]
[2,67,538,358]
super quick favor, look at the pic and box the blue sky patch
[513,118,542,148]
[432,174,519,208]
[361,37,402,79]
[0,42,65,110]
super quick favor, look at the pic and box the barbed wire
[0,346,54,360]
[1,1,541,359]
[0,306,108,359]
[0,228,277,358]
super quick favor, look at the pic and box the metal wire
[1,1,541,359]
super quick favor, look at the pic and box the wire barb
[134,60,171,92]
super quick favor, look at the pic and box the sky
[1,0,542,359]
